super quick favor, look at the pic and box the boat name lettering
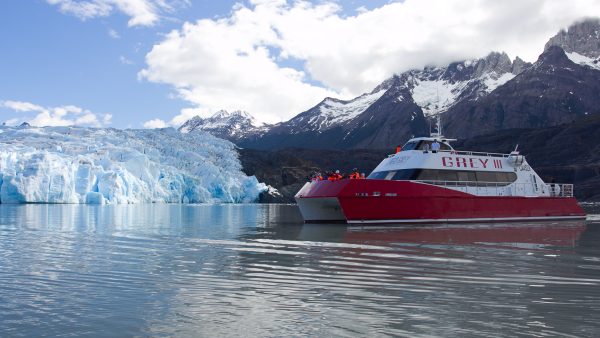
[519,165,531,171]
[442,156,490,169]
[389,156,410,165]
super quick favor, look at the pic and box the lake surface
[1,203,600,337]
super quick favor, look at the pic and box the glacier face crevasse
[0,126,266,204]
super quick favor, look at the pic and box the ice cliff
[0,126,266,204]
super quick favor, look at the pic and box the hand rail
[547,183,574,197]
[390,149,512,158]
[437,150,510,158]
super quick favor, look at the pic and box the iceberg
[0,126,266,204]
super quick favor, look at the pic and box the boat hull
[295,180,586,224]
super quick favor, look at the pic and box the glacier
[0,125,266,204]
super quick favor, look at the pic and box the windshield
[401,141,420,151]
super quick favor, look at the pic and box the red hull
[295,180,586,224]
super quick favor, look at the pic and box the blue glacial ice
[0,126,266,204]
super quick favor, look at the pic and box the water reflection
[0,204,599,337]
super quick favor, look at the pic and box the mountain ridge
[181,18,600,150]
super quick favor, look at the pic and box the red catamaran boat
[295,128,586,224]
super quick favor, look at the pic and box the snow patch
[411,79,468,116]
[483,72,516,93]
[566,52,600,70]
[311,89,386,130]
[0,126,266,204]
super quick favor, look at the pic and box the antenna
[430,113,442,138]
[429,83,443,138]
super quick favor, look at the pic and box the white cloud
[141,107,209,129]
[46,0,188,27]
[120,55,134,65]
[108,28,121,38]
[140,0,600,124]
[1,100,112,127]
[142,118,168,129]
[3,100,46,112]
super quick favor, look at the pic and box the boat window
[367,171,389,179]
[392,169,418,180]
[384,171,397,180]
[401,141,420,151]
[370,169,517,184]
[417,141,431,150]
[416,169,438,181]
[476,171,496,182]
[440,143,452,151]
[457,171,476,182]
[497,172,517,183]
[438,170,458,181]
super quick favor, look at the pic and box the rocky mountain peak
[511,56,530,74]
[474,51,512,77]
[178,110,269,141]
[545,18,600,58]
[535,45,573,68]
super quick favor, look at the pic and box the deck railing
[437,150,509,158]
[549,183,574,197]
[390,149,510,158]
[413,180,574,197]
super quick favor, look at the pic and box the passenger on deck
[328,170,342,181]
[432,139,440,153]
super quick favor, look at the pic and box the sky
[1,0,599,129]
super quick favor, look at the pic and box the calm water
[1,204,600,337]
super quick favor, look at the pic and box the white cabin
[368,137,572,198]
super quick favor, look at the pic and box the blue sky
[1,1,598,128]
[0,1,240,128]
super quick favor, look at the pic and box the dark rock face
[545,19,600,58]
[444,46,600,139]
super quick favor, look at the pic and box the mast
[430,84,443,138]
[430,114,442,138]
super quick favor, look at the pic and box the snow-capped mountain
[398,52,529,116]
[181,19,600,150]
[545,18,600,70]
[285,89,388,134]
[0,125,266,204]
[237,51,529,149]
[444,44,600,139]
[444,19,600,139]
[178,110,270,142]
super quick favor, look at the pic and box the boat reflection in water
[298,220,588,248]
